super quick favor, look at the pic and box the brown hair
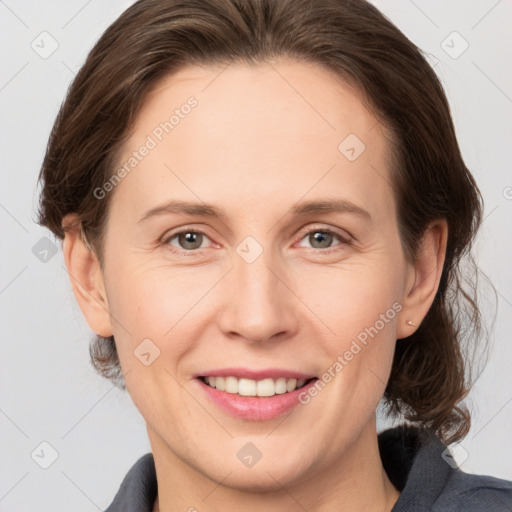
[36,0,486,444]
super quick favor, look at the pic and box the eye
[162,226,351,255]
[296,227,351,251]
[163,229,213,252]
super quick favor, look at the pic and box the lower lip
[196,378,318,421]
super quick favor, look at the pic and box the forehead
[112,59,395,223]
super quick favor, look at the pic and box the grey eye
[308,231,335,249]
[166,230,210,251]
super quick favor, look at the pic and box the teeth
[286,378,297,392]
[202,376,310,396]
[257,378,275,397]
[215,376,225,391]
[239,378,256,396]
[225,376,238,393]
[275,377,287,394]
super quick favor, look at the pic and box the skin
[62,59,447,512]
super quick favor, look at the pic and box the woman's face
[98,59,414,489]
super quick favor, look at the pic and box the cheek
[103,256,234,394]
[307,257,404,401]
[308,260,404,336]
[103,257,199,364]
[104,262,202,420]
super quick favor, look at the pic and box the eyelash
[161,226,352,255]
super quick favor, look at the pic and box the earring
[406,320,415,326]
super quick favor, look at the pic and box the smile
[195,370,319,421]
[200,375,313,397]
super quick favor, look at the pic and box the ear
[396,219,448,339]
[61,213,113,337]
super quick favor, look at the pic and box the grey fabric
[381,426,512,511]
[104,425,512,511]
[104,452,157,512]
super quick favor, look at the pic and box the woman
[36,0,512,510]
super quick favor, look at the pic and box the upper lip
[196,368,317,380]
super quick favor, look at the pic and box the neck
[150,418,400,512]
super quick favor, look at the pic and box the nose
[216,244,299,345]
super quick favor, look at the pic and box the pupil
[311,231,332,248]
[181,232,201,249]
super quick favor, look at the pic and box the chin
[220,466,306,493]
[207,453,314,492]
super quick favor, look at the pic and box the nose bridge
[217,236,297,342]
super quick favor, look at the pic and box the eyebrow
[137,198,371,223]
[138,200,228,223]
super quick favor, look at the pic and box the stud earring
[406,320,415,326]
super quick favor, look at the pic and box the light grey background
[0,1,511,510]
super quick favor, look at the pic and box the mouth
[198,375,316,397]
[195,371,319,421]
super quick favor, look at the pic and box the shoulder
[435,470,512,511]
[379,425,512,512]
[104,453,157,512]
